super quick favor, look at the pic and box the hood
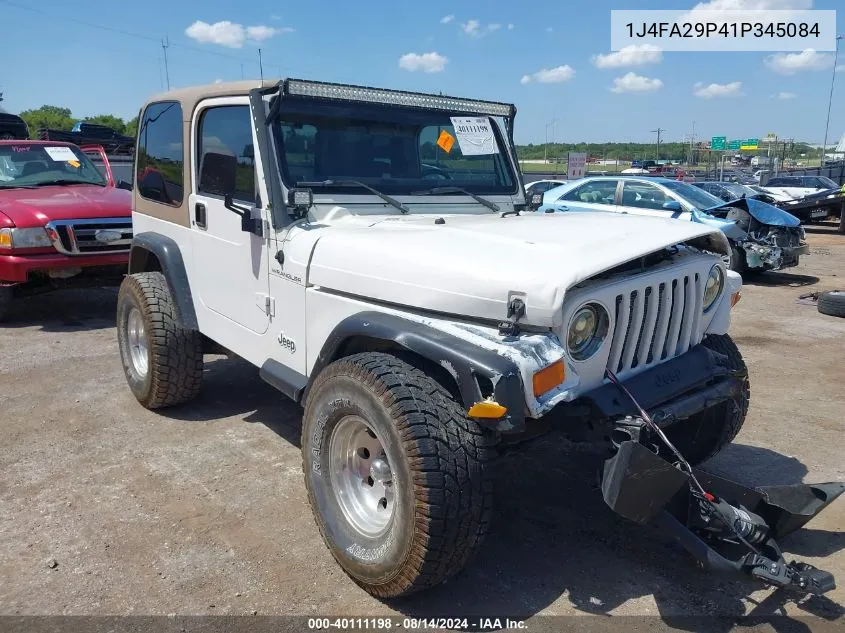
[308,211,724,327]
[705,197,800,227]
[0,185,131,228]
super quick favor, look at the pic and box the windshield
[813,176,838,189]
[722,183,758,198]
[0,143,106,188]
[662,180,724,209]
[272,98,517,198]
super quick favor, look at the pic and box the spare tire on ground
[817,290,845,318]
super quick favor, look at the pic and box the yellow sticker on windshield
[437,130,455,153]
[67,160,81,168]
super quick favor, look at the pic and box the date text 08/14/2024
[307,618,527,630]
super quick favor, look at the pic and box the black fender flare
[128,232,198,330]
[305,311,525,431]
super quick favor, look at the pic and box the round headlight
[567,303,609,361]
[703,265,725,312]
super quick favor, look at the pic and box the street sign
[711,136,726,150]
[741,138,759,150]
[727,139,741,150]
[567,152,587,179]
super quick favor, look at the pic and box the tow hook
[600,368,844,595]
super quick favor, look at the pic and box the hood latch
[498,297,526,337]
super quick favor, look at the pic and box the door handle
[557,205,569,211]
[195,203,207,229]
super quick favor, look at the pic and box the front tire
[117,272,203,409]
[301,352,494,598]
[662,334,750,465]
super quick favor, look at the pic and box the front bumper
[742,242,808,271]
[553,343,744,430]
[0,252,128,283]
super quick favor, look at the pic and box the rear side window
[136,101,184,206]
[197,105,256,203]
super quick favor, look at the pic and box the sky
[0,0,843,146]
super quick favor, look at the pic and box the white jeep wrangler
[118,79,751,598]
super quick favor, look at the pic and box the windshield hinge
[256,293,275,317]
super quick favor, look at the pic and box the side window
[562,180,618,204]
[621,181,670,210]
[136,101,184,206]
[198,105,256,203]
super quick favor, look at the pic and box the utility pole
[241,64,245,80]
[651,127,666,161]
[821,35,842,166]
[543,117,557,164]
[161,37,171,90]
[258,48,264,82]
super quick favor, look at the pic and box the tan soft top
[143,80,279,118]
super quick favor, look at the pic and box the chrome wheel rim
[329,416,395,537]
[126,307,149,377]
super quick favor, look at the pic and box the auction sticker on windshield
[437,129,455,153]
[44,146,78,162]
[450,117,499,155]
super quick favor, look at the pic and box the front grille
[607,271,703,377]
[45,218,132,255]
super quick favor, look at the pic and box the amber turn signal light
[533,360,565,397]
[467,400,508,419]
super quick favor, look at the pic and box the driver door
[189,98,271,335]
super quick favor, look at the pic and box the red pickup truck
[0,140,132,320]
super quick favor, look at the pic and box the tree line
[516,141,823,161]
[16,105,139,139]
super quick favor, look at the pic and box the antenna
[258,48,264,82]
[161,36,171,90]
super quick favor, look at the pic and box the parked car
[109,78,845,601]
[536,176,806,274]
[692,181,780,205]
[0,113,29,140]
[525,178,567,207]
[759,175,840,199]
[38,121,135,155]
[0,140,132,320]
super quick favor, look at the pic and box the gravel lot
[1,224,843,627]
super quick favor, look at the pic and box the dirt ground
[1,223,843,628]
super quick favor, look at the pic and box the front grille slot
[45,218,132,255]
[607,272,703,378]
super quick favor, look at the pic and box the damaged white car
[118,79,841,599]
[535,176,808,274]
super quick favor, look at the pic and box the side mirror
[198,151,237,197]
[117,179,132,191]
[662,200,682,211]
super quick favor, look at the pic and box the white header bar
[610,10,837,52]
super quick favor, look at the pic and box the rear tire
[301,352,494,598]
[116,272,203,408]
[662,334,749,465]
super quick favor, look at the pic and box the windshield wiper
[297,180,409,214]
[410,186,500,213]
[0,183,37,189]
[31,179,105,187]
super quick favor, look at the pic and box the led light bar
[284,78,514,118]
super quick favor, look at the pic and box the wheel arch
[303,312,525,431]
[127,232,198,330]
